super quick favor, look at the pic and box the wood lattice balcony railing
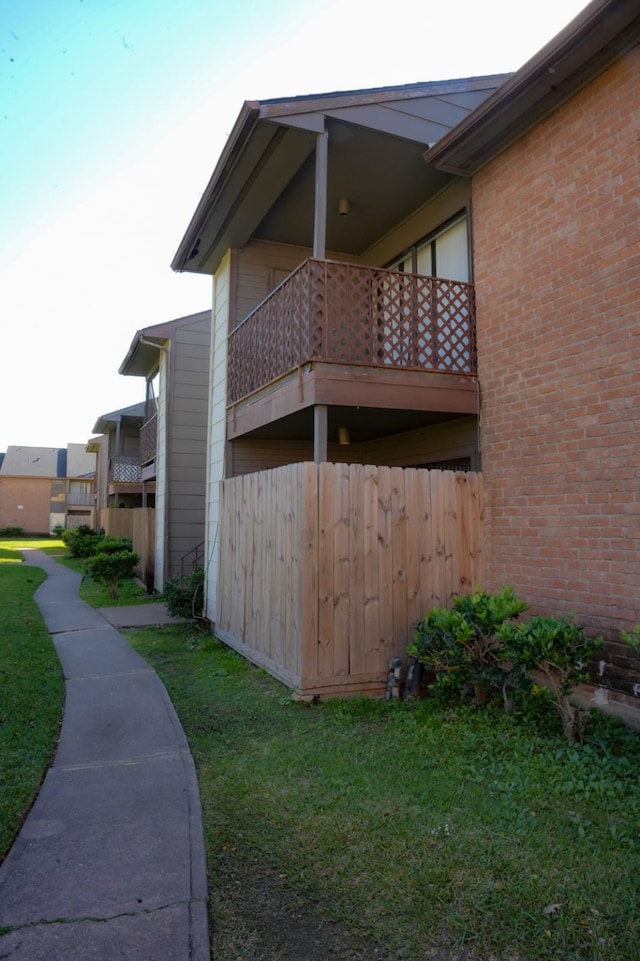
[227,258,476,405]
[139,414,157,466]
[109,456,142,483]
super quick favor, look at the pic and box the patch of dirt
[212,862,376,961]
[210,858,486,961]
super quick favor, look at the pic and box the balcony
[227,258,476,407]
[109,456,142,483]
[67,490,93,507]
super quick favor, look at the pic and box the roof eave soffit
[178,77,509,273]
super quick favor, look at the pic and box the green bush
[498,615,603,742]
[620,625,640,653]
[85,550,140,599]
[164,567,205,620]
[64,525,104,558]
[51,524,65,538]
[97,536,133,555]
[0,525,23,537]
[408,587,529,705]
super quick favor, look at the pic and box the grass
[128,624,640,961]
[47,551,157,607]
[58,554,158,607]
[0,543,64,860]
[0,537,65,561]
[1,536,155,608]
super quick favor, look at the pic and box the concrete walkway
[0,550,210,961]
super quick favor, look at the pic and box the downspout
[137,335,169,589]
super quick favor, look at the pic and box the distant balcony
[227,258,476,406]
[109,456,141,483]
[140,414,157,467]
[67,490,93,507]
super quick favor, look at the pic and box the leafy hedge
[85,550,140,599]
[164,567,205,620]
[409,588,604,741]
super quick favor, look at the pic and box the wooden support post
[313,130,328,259]
[314,404,328,464]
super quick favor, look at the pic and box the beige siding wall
[93,437,109,513]
[154,351,169,591]
[233,240,313,329]
[231,416,478,476]
[362,179,472,268]
[166,316,210,581]
[233,239,360,329]
[206,256,230,622]
[67,444,96,478]
[360,416,478,468]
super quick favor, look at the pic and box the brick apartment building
[0,444,96,534]
[428,0,640,705]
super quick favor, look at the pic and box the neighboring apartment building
[0,444,96,533]
[171,74,508,623]
[87,403,149,512]
[426,0,640,705]
[118,311,210,591]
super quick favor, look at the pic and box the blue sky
[0,0,587,449]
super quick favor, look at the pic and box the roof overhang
[118,310,211,377]
[172,77,509,276]
[425,0,640,175]
[119,328,172,378]
[91,402,146,435]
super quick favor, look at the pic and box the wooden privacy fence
[100,508,155,589]
[216,463,484,698]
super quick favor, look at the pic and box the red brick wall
[0,477,52,533]
[472,48,640,690]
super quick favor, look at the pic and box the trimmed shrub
[408,587,529,705]
[620,625,640,652]
[498,615,604,742]
[97,536,134,555]
[85,550,140,599]
[64,525,104,558]
[164,567,205,620]
[0,526,23,537]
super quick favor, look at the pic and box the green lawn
[128,624,640,961]
[0,544,64,860]
[0,537,65,560]
[1,536,155,608]
[57,554,158,607]
[3,536,638,958]
[48,545,162,607]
